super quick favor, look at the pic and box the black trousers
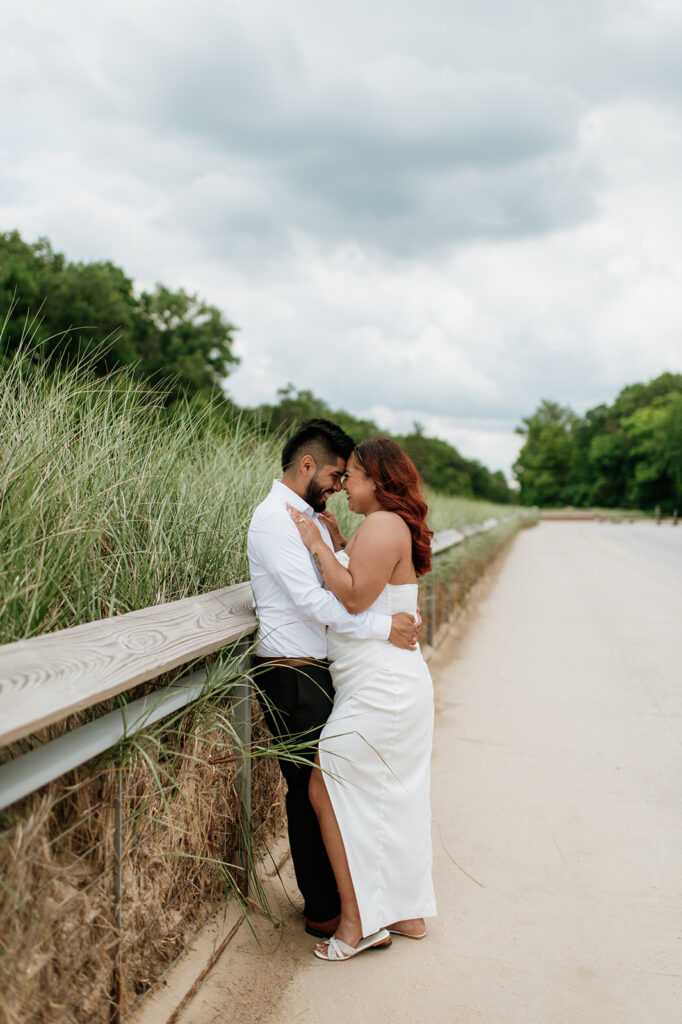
[254,661,341,922]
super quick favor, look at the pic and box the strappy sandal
[313,928,392,961]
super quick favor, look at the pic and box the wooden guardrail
[0,583,255,749]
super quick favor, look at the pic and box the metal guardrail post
[427,582,436,648]
[233,646,253,896]
[111,768,123,1024]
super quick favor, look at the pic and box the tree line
[0,230,512,504]
[0,230,238,406]
[254,385,511,503]
[514,375,682,512]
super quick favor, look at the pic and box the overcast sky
[2,0,682,477]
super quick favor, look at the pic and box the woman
[288,437,436,961]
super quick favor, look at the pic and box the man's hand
[389,612,418,650]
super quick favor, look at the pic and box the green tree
[0,230,239,402]
[514,373,682,511]
[587,431,629,506]
[255,385,382,442]
[134,285,238,401]
[611,372,682,419]
[513,400,578,506]
[0,232,137,371]
[255,384,334,432]
[398,427,474,496]
[621,393,682,512]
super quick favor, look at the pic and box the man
[247,419,419,938]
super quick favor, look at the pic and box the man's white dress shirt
[247,479,392,658]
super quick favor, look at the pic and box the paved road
[171,521,682,1024]
[582,519,682,585]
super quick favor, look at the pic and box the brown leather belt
[253,655,328,669]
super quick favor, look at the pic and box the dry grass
[0,693,284,1024]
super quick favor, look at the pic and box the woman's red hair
[354,438,433,576]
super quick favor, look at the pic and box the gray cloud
[146,62,590,253]
[48,5,594,258]
[8,0,654,262]
[3,0,682,476]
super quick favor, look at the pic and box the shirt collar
[271,478,315,518]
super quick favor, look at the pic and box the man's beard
[304,475,328,513]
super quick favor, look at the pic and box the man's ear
[299,454,316,477]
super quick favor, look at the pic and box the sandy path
[173,521,682,1024]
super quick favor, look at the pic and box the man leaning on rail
[247,418,419,938]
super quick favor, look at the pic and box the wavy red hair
[353,437,433,576]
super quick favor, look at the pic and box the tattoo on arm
[312,551,325,579]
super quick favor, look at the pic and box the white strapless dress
[319,551,437,936]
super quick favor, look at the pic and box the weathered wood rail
[0,582,255,748]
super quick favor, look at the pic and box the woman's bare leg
[308,753,364,948]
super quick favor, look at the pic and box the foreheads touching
[281,418,355,512]
[281,418,354,474]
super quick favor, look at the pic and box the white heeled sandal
[313,928,392,961]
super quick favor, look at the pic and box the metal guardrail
[0,511,527,1023]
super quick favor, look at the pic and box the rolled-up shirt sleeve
[251,514,392,641]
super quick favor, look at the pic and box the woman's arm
[287,505,406,613]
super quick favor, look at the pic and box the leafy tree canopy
[514,375,682,512]
[0,230,238,403]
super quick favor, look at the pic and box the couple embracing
[247,419,436,962]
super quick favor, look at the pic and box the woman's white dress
[319,551,437,936]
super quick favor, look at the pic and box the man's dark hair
[281,418,355,472]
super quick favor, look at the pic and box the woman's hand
[317,507,339,534]
[317,508,348,551]
[287,505,322,552]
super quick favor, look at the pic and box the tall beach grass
[0,346,518,645]
[0,349,281,644]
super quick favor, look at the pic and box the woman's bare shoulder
[358,510,410,538]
